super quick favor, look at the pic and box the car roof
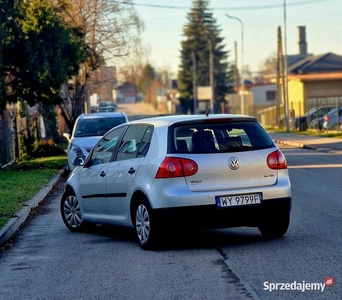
[327,107,342,114]
[305,106,335,114]
[126,114,257,127]
[99,101,116,105]
[77,112,127,120]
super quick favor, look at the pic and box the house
[115,81,139,103]
[287,52,342,118]
[258,52,342,127]
[257,26,342,127]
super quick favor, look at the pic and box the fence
[0,109,17,167]
[253,98,342,131]
[293,98,342,131]
[0,105,47,167]
[226,93,285,128]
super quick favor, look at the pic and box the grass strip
[0,156,67,228]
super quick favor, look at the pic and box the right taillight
[267,150,288,170]
[155,157,198,178]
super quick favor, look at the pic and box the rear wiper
[224,146,253,152]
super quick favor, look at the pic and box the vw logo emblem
[228,157,240,170]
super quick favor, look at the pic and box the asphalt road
[0,144,340,300]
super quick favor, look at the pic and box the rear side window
[170,121,274,153]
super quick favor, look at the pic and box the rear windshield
[170,121,274,153]
[74,117,126,137]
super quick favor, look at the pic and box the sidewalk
[117,102,167,116]
[0,169,66,246]
[1,131,342,247]
[268,132,342,154]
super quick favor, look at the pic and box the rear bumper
[153,197,292,229]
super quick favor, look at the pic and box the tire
[300,122,308,131]
[133,196,159,250]
[60,189,88,232]
[258,214,290,238]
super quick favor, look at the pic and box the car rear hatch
[183,149,278,192]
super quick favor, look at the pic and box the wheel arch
[64,184,74,193]
[130,190,150,224]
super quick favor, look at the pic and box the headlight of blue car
[70,143,83,156]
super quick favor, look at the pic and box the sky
[131,0,342,76]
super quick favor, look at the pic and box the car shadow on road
[79,224,289,251]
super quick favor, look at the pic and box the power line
[110,0,332,11]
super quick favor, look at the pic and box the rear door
[106,125,153,220]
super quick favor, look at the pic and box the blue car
[322,107,342,130]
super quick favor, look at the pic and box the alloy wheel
[63,195,83,228]
[135,204,150,244]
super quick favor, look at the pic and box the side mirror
[72,155,86,167]
[63,132,71,142]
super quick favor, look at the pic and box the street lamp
[283,0,290,132]
[225,14,245,115]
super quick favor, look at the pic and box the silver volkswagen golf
[60,114,292,249]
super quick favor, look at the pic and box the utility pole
[234,41,239,90]
[279,27,286,130]
[225,14,244,114]
[276,26,281,127]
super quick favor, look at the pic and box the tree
[137,63,156,103]
[178,0,231,114]
[0,0,19,113]
[56,0,143,130]
[258,51,278,76]
[3,0,85,107]
[1,0,86,155]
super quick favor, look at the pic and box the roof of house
[287,53,313,66]
[288,72,342,82]
[288,52,342,74]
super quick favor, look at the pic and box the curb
[272,139,306,149]
[0,169,65,245]
[273,139,342,154]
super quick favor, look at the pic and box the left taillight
[155,157,198,179]
[267,150,288,170]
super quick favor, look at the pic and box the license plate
[215,193,261,208]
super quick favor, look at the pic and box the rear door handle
[128,167,135,174]
[100,171,106,177]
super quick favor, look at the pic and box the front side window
[90,126,126,165]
